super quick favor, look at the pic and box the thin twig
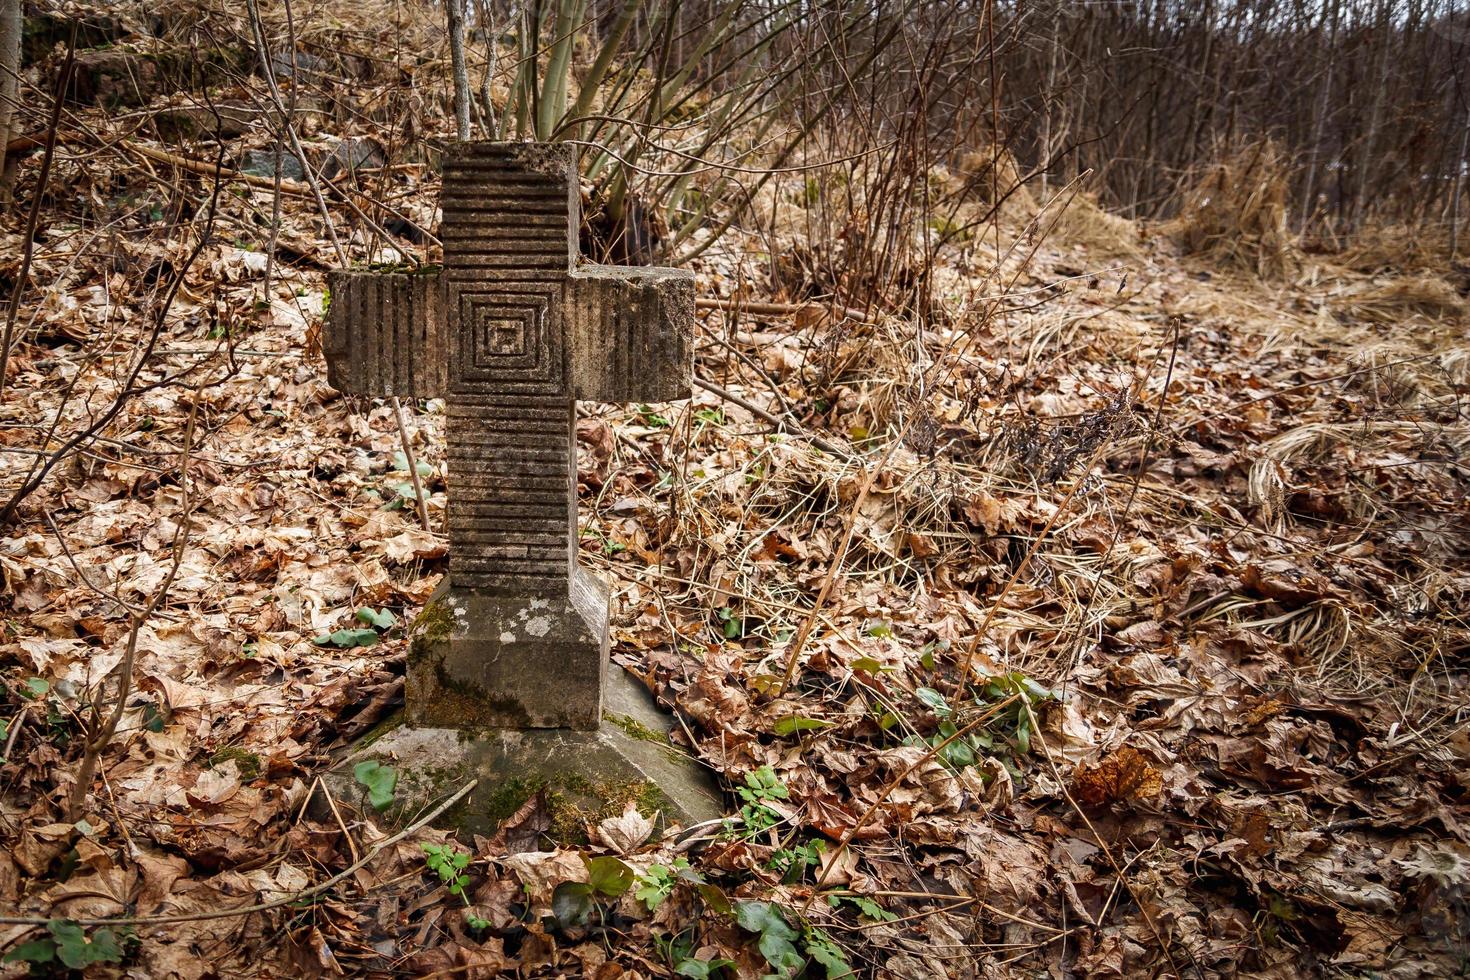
[43,511,147,617]
[694,296,878,324]
[0,42,71,405]
[799,695,1020,911]
[1022,700,1196,979]
[2,704,26,762]
[693,377,854,462]
[391,396,432,533]
[316,777,362,866]
[777,417,917,693]
[68,391,201,821]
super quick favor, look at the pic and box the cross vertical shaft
[440,144,578,595]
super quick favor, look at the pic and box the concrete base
[334,668,725,837]
[406,572,609,730]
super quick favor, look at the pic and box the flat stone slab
[331,668,724,838]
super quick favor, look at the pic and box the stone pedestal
[407,574,608,731]
[336,667,724,837]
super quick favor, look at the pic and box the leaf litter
[1,18,1468,980]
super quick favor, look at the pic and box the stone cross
[323,142,692,731]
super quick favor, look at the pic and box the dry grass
[1049,192,1146,259]
[1329,274,1469,324]
[1334,221,1458,274]
[1168,139,1302,279]
[956,148,1034,210]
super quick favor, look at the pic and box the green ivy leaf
[586,855,635,897]
[355,607,398,630]
[676,955,735,978]
[353,761,397,810]
[3,939,56,965]
[772,715,830,736]
[915,686,950,715]
[735,901,797,941]
[141,700,166,733]
[313,628,380,648]
[757,931,804,974]
[805,928,852,977]
[697,881,732,915]
[551,880,595,927]
[21,677,50,700]
[48,921,121,969]
[391,451,434,478]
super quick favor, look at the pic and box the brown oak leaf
[1073,747,1164,808]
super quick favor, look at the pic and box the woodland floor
[2,68,1470,980]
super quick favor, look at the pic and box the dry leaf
[594,802,654,854]
[1073,747,1164,808]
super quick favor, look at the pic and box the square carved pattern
[452,287,560,386]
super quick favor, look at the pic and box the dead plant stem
[951,436,1113,691]
[777,418,917,694]
[1021,700,1197,979]
[693,378,852,461]
[391,395,433,533]
[800,694,1020,910]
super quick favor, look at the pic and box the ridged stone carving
[323,142,693,729]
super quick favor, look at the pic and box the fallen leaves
[1,32,1467,979]
[1072,747,1164,808]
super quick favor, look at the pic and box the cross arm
[565,265,694,403]
[323,268,448,399]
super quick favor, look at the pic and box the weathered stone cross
[324,142,692,732]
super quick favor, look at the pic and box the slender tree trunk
[1450,101,1470,261]
[1039,6,1060,200]
[1352,1,1393,228]
[1300,1,1340,232]
[447,0,472,142]
[0,0,21,198]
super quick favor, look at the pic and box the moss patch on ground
[208,746,262,780]
[456,772,670,846]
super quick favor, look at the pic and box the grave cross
[323,142,692,731]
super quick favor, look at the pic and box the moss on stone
[604,711,665,744]
[208,746,261,780]
[410,598,454,654]
[452,773,672,846]
[355,709,405,750]
[546,791,590,844]
[422,655,533,729]
[480,776,546,825]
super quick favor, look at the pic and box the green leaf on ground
[353,761,397,810]
[355,607,398,630]
[314,628,380,648]
[773,715,830,736]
